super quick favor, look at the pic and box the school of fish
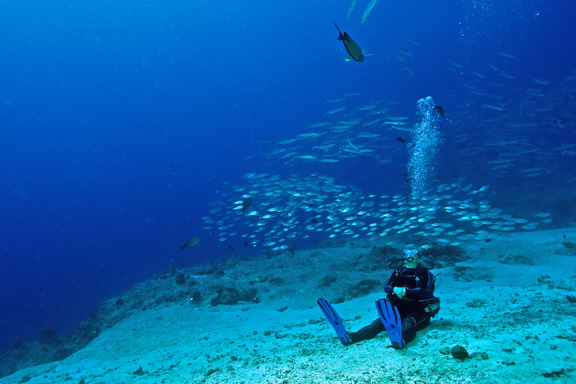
[255,67,576,185]
[202,173,553,252]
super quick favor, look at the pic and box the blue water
[0,0,574,354]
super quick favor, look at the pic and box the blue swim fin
[317,298,351,345]
[376,299,404,349]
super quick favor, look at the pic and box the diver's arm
[383,271,397,295]
[384,285,394,295]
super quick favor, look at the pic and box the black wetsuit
[348,263,438,345]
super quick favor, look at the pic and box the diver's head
[403,248,420,268]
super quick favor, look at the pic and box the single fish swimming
[434,105,445,118]
[241,196,252,213]
[333,21,364,62]
[180,236,200,250]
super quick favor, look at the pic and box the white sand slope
[2,228,576,384]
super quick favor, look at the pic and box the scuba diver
[318,248,440,349]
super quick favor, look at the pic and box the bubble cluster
[407,96,443,201]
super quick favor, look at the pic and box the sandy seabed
[2,228,576,384]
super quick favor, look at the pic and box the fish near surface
[434,105,445,118]
[180,236,200,250]
[333,21,364,62]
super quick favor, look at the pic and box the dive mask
[403,249,419,263]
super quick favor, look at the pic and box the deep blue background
[0,0,574,353]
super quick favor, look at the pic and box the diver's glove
[393,287,407,299]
